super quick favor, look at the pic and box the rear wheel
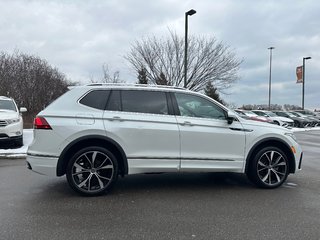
[66,146,118,196]
[247,146,289,188]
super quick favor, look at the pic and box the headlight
[6,118,20,124]
[284,132,297,142]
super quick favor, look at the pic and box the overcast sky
[1,0,319,108]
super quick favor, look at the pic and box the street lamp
[302,56,311,109]
[268,47,274,110]
[184,9,196,88]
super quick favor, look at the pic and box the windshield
[255,111,268,117]
[0,99,17,111]
[286,112,296,117]
[265,111,277,117]
[245,111,258,117]
[290,112,300,117]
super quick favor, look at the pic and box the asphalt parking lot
[0,131,319,240]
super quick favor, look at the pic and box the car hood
[0,110,19,119]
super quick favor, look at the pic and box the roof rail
[86,83,187,90]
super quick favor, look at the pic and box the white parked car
[0,96,27,147]
[27,84,303,196]
[252,110,294,128]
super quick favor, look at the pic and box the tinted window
[175,93,226,120]
[79,90,110,110]
[106,90,121,111]
[121,90,168,115]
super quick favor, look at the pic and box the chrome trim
[27,153,59,158]
[128,157,235,161]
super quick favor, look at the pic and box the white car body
[27,85,303,195]
[0,96,26,147]
[252,110,294,128]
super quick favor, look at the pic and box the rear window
[79,90,110,110]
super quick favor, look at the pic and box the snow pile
[0,129,33,158]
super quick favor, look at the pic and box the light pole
[268,47,274,110]
[302,56,311,109]
[184,9,196,88]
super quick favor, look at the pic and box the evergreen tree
[137,67,148,84]
[204,81,224,104]
[155,72,169,85]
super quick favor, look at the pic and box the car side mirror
[227,111,237,124]
[20,107,27,113]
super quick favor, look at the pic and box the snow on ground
[1,127,320,159]
[0,129,33,158]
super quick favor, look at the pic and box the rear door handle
[181,121,193,126]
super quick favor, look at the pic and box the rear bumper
[26,154,58,177]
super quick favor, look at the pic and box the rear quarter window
[79,90,110,110]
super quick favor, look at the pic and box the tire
[66,146,118,196]
[247,146,289,188]
[274,121,280,125]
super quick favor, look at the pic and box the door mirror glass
[20,107,27,113]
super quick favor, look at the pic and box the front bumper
[0,135,22,145]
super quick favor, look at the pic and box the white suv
[27,84,303,196]
[0,96,27,147]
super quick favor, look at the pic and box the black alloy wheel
[66,146,118,196]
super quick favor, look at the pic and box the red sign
[296,66,303,83]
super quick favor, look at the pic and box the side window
[174,93,226,120]
[121,90,168,115]
[79,90,110,110]
[106,90,121,111]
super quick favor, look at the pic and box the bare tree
[91,64,124,83]
[283,104,302,111]
[0,51,71,126]
[125,30,242,92]
[241,104,282,111]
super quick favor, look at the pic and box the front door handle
[112,116,122,121]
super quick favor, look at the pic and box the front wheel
[247,146,289,188]
[66,146,118,196]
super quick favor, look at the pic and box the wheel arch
[57,135,128,177]
[245,137,296,174]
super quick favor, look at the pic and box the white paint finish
[103,111,180,168]
[26,85,303,179]
[127,159,180,174]
[26,155,58,176]
[177,116,246,171]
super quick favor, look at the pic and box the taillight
[34,117,52,129]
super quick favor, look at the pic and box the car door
[103,89,180,174]
[172,92,246,172]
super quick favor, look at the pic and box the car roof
[0,96,13,101]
